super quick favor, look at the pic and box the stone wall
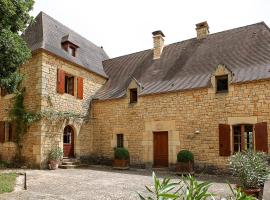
[0,52,43,167]
[91,79,270,168]
[39,51,106,167]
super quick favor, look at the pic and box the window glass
[233,124,254,153]
[64,75,75,96]
[64,127,72,144]
[233,125,241,152]
[130,89,138,103]
[216,75,228,93]
[117,134,124,148]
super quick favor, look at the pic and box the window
[63,126,72,144]
[216,75,228,93]
[117,134,124,148]
[64,74,75,96]
[130,88,138,103]
[0,121,14,143]
[233,124,253,153]
[62,42,77,57]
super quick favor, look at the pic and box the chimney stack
[196,21,209,39]
[152,30,165,60]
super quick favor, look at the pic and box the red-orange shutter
[77,77,83,99]
[255,122,268,153]
[0,122,5,143]
[219,124,231,156]
[57,69,65,94]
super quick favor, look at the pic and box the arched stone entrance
[63,125,74,157]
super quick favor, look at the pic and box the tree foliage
[0,0,34,92]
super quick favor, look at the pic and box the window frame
[64,73,75,96]
[129,88,138,104]
[232,124,254,153]
[61,42,77,57]
[216,75,229,93]
[116,134,124,148]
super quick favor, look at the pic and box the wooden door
[63,126,74,157]
[153,132,168,167]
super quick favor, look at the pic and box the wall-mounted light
[195,130,200,134]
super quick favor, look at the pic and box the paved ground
[0,167,269,200]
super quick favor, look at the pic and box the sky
[31,0,270,58]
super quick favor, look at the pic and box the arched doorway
[63,125,74,157]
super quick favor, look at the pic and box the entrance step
[59,158,81,169]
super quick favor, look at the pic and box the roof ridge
[104,21,266,62]
[39,11,104,51]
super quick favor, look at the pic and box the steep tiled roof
[94,22,270,100]
[22,12,109,77]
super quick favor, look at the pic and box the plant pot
[175,161,194,175]
[113,159,129,170]
[236,185,261,198]
[48,160,59,170]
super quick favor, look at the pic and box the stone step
[59,164,78,169]
[61,161,80,165]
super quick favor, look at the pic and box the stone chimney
[196,21,209,39]
[152,30,165,60]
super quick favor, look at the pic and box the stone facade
[91,77,270,169]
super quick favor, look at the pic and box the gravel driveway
[0,167,269,200]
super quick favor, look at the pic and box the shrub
[230,150,270,189]
[177,150,194,162]
[114,148,129,160]
[0,161,9,169]
[48,147,63,161]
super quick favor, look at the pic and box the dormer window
[130,88,138,103]
[62,42,77,57]
[216,75,228,93]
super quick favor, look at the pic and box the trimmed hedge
[177,150,194,162]
[114,148,129,160]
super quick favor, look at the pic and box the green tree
[0,0,34,92]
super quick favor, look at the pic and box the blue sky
[31,0,270,58]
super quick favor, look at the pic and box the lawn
[0,173,18,194]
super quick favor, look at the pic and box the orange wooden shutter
[0,122,5,143]
[219,124,231,156]
[255,122,268,153]
[77,77,83,99]
[57,69,65,94]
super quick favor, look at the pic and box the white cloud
[31,0,270,58]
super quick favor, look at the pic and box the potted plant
[175,150,194,175]
[48,146,63,170]
[113,147,130,169]
[230,150,270,198]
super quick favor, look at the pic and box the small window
[130,88,138,103]
[63,126,72,144]
[216,75,228,93]
[62,42,77,57]
[117,134,124,148]
[64,74,75,96]
[233,124,254,153]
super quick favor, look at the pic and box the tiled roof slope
[22,12,109,77]
[94,22,270,100]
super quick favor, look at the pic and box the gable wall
[91,79,270,169]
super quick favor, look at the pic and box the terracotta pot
[236,185,261,198]
[113,159,129,169]
[175,161,194,174]
[48,160,59,170]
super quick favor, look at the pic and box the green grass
[0,173,18,194]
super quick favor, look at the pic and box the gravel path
[0,167,269,200]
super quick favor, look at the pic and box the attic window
[130,88,138,103]
[62,42,77,57]
[216,75,228,93]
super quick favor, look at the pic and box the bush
[114,148,129,160]
[48,146,63,161]
[230,150,270,189]
[0,161,9,169]
[177,150,194,162]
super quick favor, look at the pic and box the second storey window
[216,75,228,93]
[117,134,124,148]
[65,74,75,96]
[130,88,138,103]
[57,69,84,99]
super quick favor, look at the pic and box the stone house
[0,12,269,169]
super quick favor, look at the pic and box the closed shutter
[0,122,5,143]
[219,124,231,156]
[255,122,268,153]
[57,69,65,94]
[77,77,83,99]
